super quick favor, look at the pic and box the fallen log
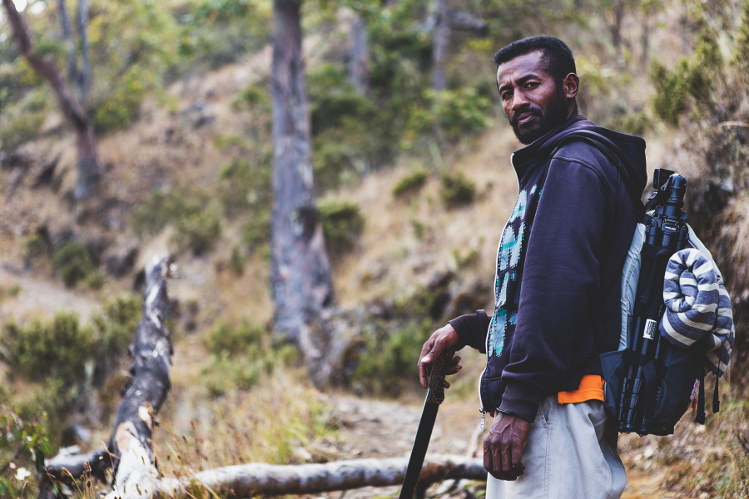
[39,255,173,499]
[154,455,485,498]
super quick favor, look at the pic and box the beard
[510,87,570,145]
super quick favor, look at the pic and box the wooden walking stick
[399,348,455,499]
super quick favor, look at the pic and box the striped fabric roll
[659,248,734,376]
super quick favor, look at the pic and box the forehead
[496,51,551,84]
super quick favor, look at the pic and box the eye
[524,81,539,89]
[501,90,512,101]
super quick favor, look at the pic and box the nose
[511,89,529,112]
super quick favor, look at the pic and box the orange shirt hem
[557,374,605,404]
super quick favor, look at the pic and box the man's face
[496,51,570,145]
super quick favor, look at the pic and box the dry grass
[328,126,520,312]
[156,366,335,475]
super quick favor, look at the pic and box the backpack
[600,184,733,436]
[550,135,733,436]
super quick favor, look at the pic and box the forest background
[0,0,748,497]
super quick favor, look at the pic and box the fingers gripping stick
[400,348,456,499]
[426,348,454,404]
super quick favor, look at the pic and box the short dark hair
[493,36,576,85]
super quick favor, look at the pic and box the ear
[562,73,579,99]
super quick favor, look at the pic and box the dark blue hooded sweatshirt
[449,115,648,423]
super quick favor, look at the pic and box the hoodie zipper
[478,162,517,427]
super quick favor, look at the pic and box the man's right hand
[417,324,461,388]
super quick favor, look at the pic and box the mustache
[510,106,543,126]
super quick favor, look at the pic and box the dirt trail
[328,395,667,499]
[0,265,99,323]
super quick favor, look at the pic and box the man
[417,36,647,498]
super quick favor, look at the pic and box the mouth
[515,112,538,126]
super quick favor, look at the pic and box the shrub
[0,111,46,152]
[202,354,261,397]
[242,212,270,253]
[204,321,264,357]
[91,295,142,376]
[233,84,271,113]
[2,312,96,384]
[51,242,96,288]
[440,172,476,208]
[318,201,365,256]
[131,188,224,255]
[393,170,428,199]
[92,70,148,134]
[404,88,492,147]
[230,245,245,275]
[217,157,272,217]
[353,319,434,396]
[172,200,223,255]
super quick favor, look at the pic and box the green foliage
[651,32,725,126]
[318,200,365,256]
[202,321,272,397]
[177,0,270,67]
[0,112,45,152]
[93,70,148,134]
[353,319,434,396]
[217,157,272,217]
[233,84,271,114]
[0,87,51,150]
[51,242,96,288]
[131,188,223,255]
[90,296,142,373]
[404,88,492,147]
[229,245,245,275]
[2,312,95,384]
[440,171,476,208]
[307,64,392,191]
[392,169,428,199]
[0,410,55,499]
[204,321,264,357]
[202,353,263,397]
[87,1,179,134]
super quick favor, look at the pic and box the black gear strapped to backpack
[548,135,731,436]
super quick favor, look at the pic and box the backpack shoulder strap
[548,133,645,216]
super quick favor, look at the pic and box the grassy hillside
[0,0,748,497]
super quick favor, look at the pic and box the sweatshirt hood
[511,115,648,197]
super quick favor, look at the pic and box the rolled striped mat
[659,248,734,376]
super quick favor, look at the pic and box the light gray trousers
[486,396,626,499]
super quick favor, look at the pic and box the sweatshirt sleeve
[449,310,489,353]
[497,155,612,422]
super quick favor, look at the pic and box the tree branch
[2,0,89,130]
[38,255,173,499]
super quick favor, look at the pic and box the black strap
[695,372,706,425]
[548,134,645,215]
[640,360,658,433]
[713,376,720,413]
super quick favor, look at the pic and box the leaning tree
[2,0,101,200]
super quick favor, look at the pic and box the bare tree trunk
[76,0,91,103]
[611,0,624,58]
[641,13,650,71]
[432,0,450,91]
[154,455,486,498]
[2,0,100,200]
[39,255,173,499]
[349,13,369,95]
[56,0,77,86]
[270,0,334,385]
